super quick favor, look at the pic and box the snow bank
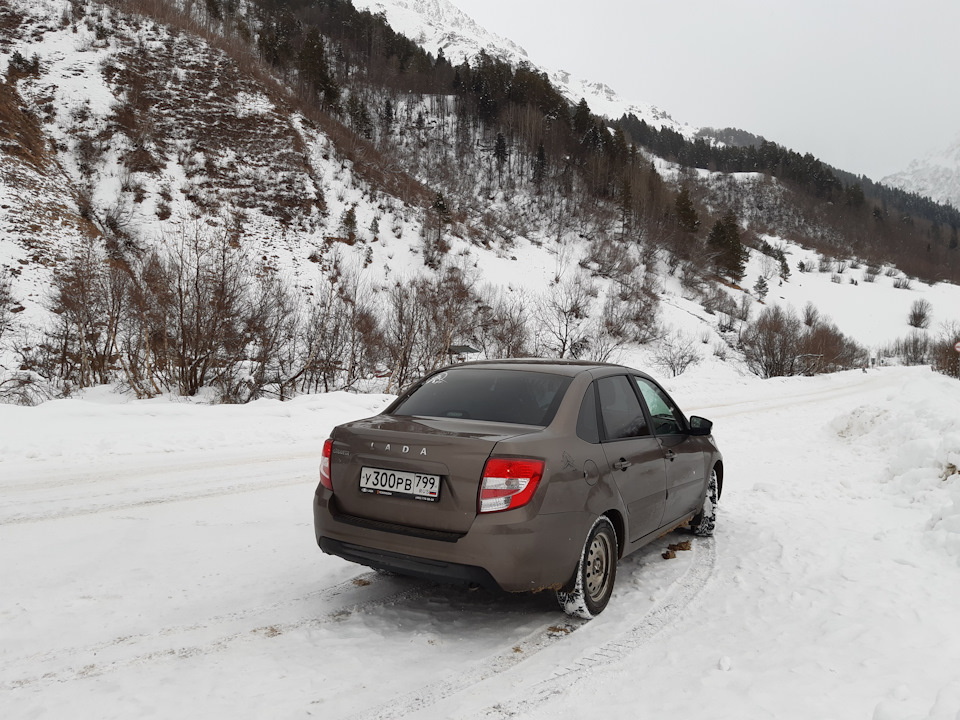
[0,388,394,465]
[830,370,960,563]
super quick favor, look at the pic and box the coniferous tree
[675,184,700,234]
[432,192,451,245]
[493,132,508,187]
[707,210,747,281]
[753,275,769,301]
[572,98,592,140]
[532,142,547,191]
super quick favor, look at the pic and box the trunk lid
[329,415,539,533]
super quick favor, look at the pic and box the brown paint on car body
[313,360,722,597]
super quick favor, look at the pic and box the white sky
[451,0,960,181]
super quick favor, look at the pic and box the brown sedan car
[313,360,722,618]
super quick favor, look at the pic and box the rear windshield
[391,369,573,426]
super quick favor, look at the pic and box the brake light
[478,458,544,513]
[320,438,333,491]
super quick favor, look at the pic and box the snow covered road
[2,366,959,719]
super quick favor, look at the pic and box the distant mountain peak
[353,0,694,136]
[353,0,529,64]
[882,132,960,211]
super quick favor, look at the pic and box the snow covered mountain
[353,0,693,134]
[882,132,960,211]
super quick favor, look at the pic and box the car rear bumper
[319,537,499,589]
[314,489,588,593]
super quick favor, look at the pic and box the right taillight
[319,438,333,491]
[478,458,544,513]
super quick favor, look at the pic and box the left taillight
[478,458,544,513]
[319,438,334,491]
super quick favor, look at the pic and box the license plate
[359,467,441,502]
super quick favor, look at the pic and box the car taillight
[478,458,544,513]
[320,438,333,491]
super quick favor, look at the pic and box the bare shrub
[831,273,842,284]
[0,274,12,344]
[930,323,960,378]
[0,373,55,406]
[653,330,702,377]
[798,320,867,374]
[741,306,865,378]
[740,306,803,378]
[818,256,833,273]
[886,331,930,366]
[893,277,913,290]
[802,301,820,328]
[585,235,637,279]
[907,299,932,329]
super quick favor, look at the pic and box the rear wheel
[557,516,618,619]
[689,467,719,537]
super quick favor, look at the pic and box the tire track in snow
[470,536,718,720]
[349,536,717,720]
[1,571,424,690]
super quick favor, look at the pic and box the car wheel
[689,467,719,537]
[557,516,618,620]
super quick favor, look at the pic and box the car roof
[437,358,647,379]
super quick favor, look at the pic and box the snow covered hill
[1,0,958,406]
[3,364,959,718]
[883,132,960,211]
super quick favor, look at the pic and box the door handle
[613,459,632,471]
[664,449,677,461]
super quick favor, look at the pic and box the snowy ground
[3,365,960,719]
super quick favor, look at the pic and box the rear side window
[597,375,650,440]
[391,369,572,426]
[576,383,600,444]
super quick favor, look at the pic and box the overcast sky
[451,0,960,181]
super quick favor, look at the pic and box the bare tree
[536,274,595,359]
[473,286,531,359]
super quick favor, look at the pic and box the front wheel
[689,467,719,537]
[557,516,618,619]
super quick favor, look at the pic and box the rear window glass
[391,369,572,426]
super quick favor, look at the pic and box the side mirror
[688,415,713,436]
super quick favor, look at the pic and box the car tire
[557,516,618,620]
[689,467,719,537]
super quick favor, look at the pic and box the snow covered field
[3,365,960,719]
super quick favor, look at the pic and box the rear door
[595,375,667,541]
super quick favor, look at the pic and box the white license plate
[359,467,441,502]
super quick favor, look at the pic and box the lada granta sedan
[313,360,722,618]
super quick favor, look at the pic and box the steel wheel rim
[584,530,613,602]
